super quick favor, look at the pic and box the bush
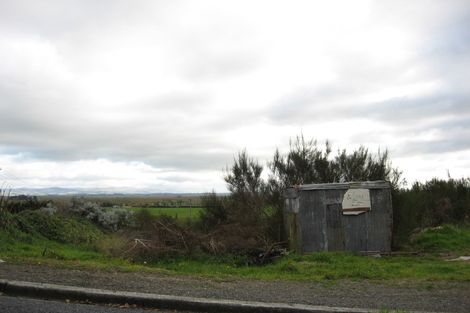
[133,208,155,230]
[0,210,15,232]
[199,191,227,232]
[393,178,470,247]
[13,210,102,245]
[6,195,48,213]
[70,199,134,231]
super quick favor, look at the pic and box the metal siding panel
[299,190,325,252]
[324,190,344,251]
[367,189,393,252]
[326,203,344,251]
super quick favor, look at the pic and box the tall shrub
[199,191,227,232]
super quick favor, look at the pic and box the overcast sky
[1,0,469,193]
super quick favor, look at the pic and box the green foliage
[223,150,267,226]
[270,135,336,187]
[129,207,203,221]
[410,224,470,253]
[142,251,470,282]
[269,134,402,188]
[221,150,270,251]
[393,178,470,247]
[199,191,227,232]
[5,195,48,213]
[225,149,264,194]
[0,230,133,268]
[0,188,10,212]
[133,208,156,230]
[335,147,402,188]
[13,210,102,245]
[0,209,14,231]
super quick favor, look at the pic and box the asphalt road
[0,295,198,313]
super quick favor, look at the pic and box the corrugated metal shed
[284,181,392,253]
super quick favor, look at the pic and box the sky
[0,0,469,193]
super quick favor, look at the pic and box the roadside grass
[410,224,470,254]
[128,207,203,221]
[2,228,470,282]
[144,251,470,282]
[0,230,155,273]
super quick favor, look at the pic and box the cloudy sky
[0,0,469,193]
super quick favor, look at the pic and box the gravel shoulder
[1,262,469,313]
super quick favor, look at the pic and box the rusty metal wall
[284,181,392,253]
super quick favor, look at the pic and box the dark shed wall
[284,181,392,253]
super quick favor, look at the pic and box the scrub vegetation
[1,134,469,282]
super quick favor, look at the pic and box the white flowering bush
[70,200,134,231]
[40,202,58,215]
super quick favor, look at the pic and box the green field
[128,207,203,220]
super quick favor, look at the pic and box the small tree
[224,150,266,225]
[199,190,227,232]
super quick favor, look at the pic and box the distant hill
[9,187,220,196]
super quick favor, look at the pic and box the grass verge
[2,230,469,282]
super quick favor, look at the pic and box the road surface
[0,295,198,313]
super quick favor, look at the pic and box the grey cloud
[0,82,234,172]
[268,85,358,123]
[267,85,470,160]
[392,114,470,157]
[360,93,470,123]
[268,84,470,126]
[0,1,172,38]
[396,138,470,157]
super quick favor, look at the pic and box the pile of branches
[120,213,283,265]
[122,215,200,261]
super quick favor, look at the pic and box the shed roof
[294,180,391,191]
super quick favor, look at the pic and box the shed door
[343,213,368,251]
